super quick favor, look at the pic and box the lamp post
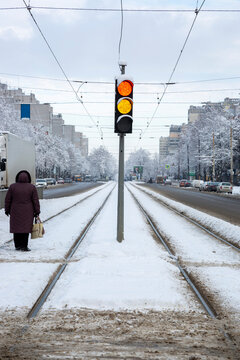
[212,132,215,182]
[230,120,233,184]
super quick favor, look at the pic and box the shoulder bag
[31,216,45,239]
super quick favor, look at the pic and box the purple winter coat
[5,171,40,233]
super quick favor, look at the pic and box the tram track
[0,182,112,249]
[3,182,239,358]
[27,184,115,318]
[7,184,115,354]
[126,184,238,347]
[129,182,240,252]
[126,185,217,318]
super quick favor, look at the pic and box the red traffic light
[117,80,133,97]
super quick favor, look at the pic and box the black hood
[15,170,32,183]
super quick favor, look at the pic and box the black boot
[21,247,31,252]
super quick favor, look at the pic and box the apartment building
[0,82,88,156]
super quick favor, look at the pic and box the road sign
[134,166,143,174]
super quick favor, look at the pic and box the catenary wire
[2,72,240,86]
[140,0,206,142]
[2,6,240,13]
[3,84,240,95]
[21,0,103,141]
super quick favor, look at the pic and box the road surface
[43,182,103,199]
[141,183,240,226]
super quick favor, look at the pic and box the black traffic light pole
[117,62,126,242]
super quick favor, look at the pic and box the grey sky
[1,0,240,158]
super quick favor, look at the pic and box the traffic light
[115,76,134,133]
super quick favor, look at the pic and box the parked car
[46,178,56,185]
[164,179,172,185]
[57,178,64,184]
[206,182,219,192]
[36,178,47,188]
[192,179,204,188]
[179,179,188,187]
[199,181,210,191]
[217,182,232,194]
[64,178,72,183]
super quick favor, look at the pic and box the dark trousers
[14,233,29,249]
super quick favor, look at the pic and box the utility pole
[198,136,201,179]
[117,132,125,242]
[117,62,126,243]
[115,62,134,242]
[230,119,233,184]
[212,132,215,181]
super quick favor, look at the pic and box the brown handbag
[31,216,45,239]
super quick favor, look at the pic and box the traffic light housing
[115,76,133,133]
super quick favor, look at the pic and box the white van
[192,179,204,188]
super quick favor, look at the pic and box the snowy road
[0,181,239,359]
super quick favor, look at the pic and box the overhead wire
[2,6,240,13]
[21,0,104,141]
[139,0,206,142]
[2,71,240,86]
[45,101,204,105]
[3,84,240,95]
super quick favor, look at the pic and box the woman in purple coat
[5,170,40,251]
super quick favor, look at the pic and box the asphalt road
[140,183,240,226]
[43,182,103,199]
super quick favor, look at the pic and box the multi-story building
[168,125,182,156]
[159,125,182,159]
[159,136,169,158]
[52,113,64,137]
[0,82,88,156]
[188,105,205,124]
[62,124,75,144]
[0,83,53,132]
[80,135,88,157]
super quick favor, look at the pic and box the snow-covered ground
[0,181,239,319]
[0,181,111,246]
[43,185,198,312]
[233,186,240,195]
[132,182,240,245]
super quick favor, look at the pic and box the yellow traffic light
[117,98,132,114]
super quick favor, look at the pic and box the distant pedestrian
[5,170,40,251]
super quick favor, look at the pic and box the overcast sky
[1,0,240,159]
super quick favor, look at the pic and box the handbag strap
[35,216,42,224]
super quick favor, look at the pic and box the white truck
[0,132,36,188]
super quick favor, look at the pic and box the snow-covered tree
[0,96,89,178]
[166,102,240,181]
[125,148,159,181]
[88,145,117,180]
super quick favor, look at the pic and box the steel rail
[127,185,237,344]
[127,186,239,344]
[27,186,115,319]
[131,183,240,252]
[1,183,111,249]
[127,186,216,318]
